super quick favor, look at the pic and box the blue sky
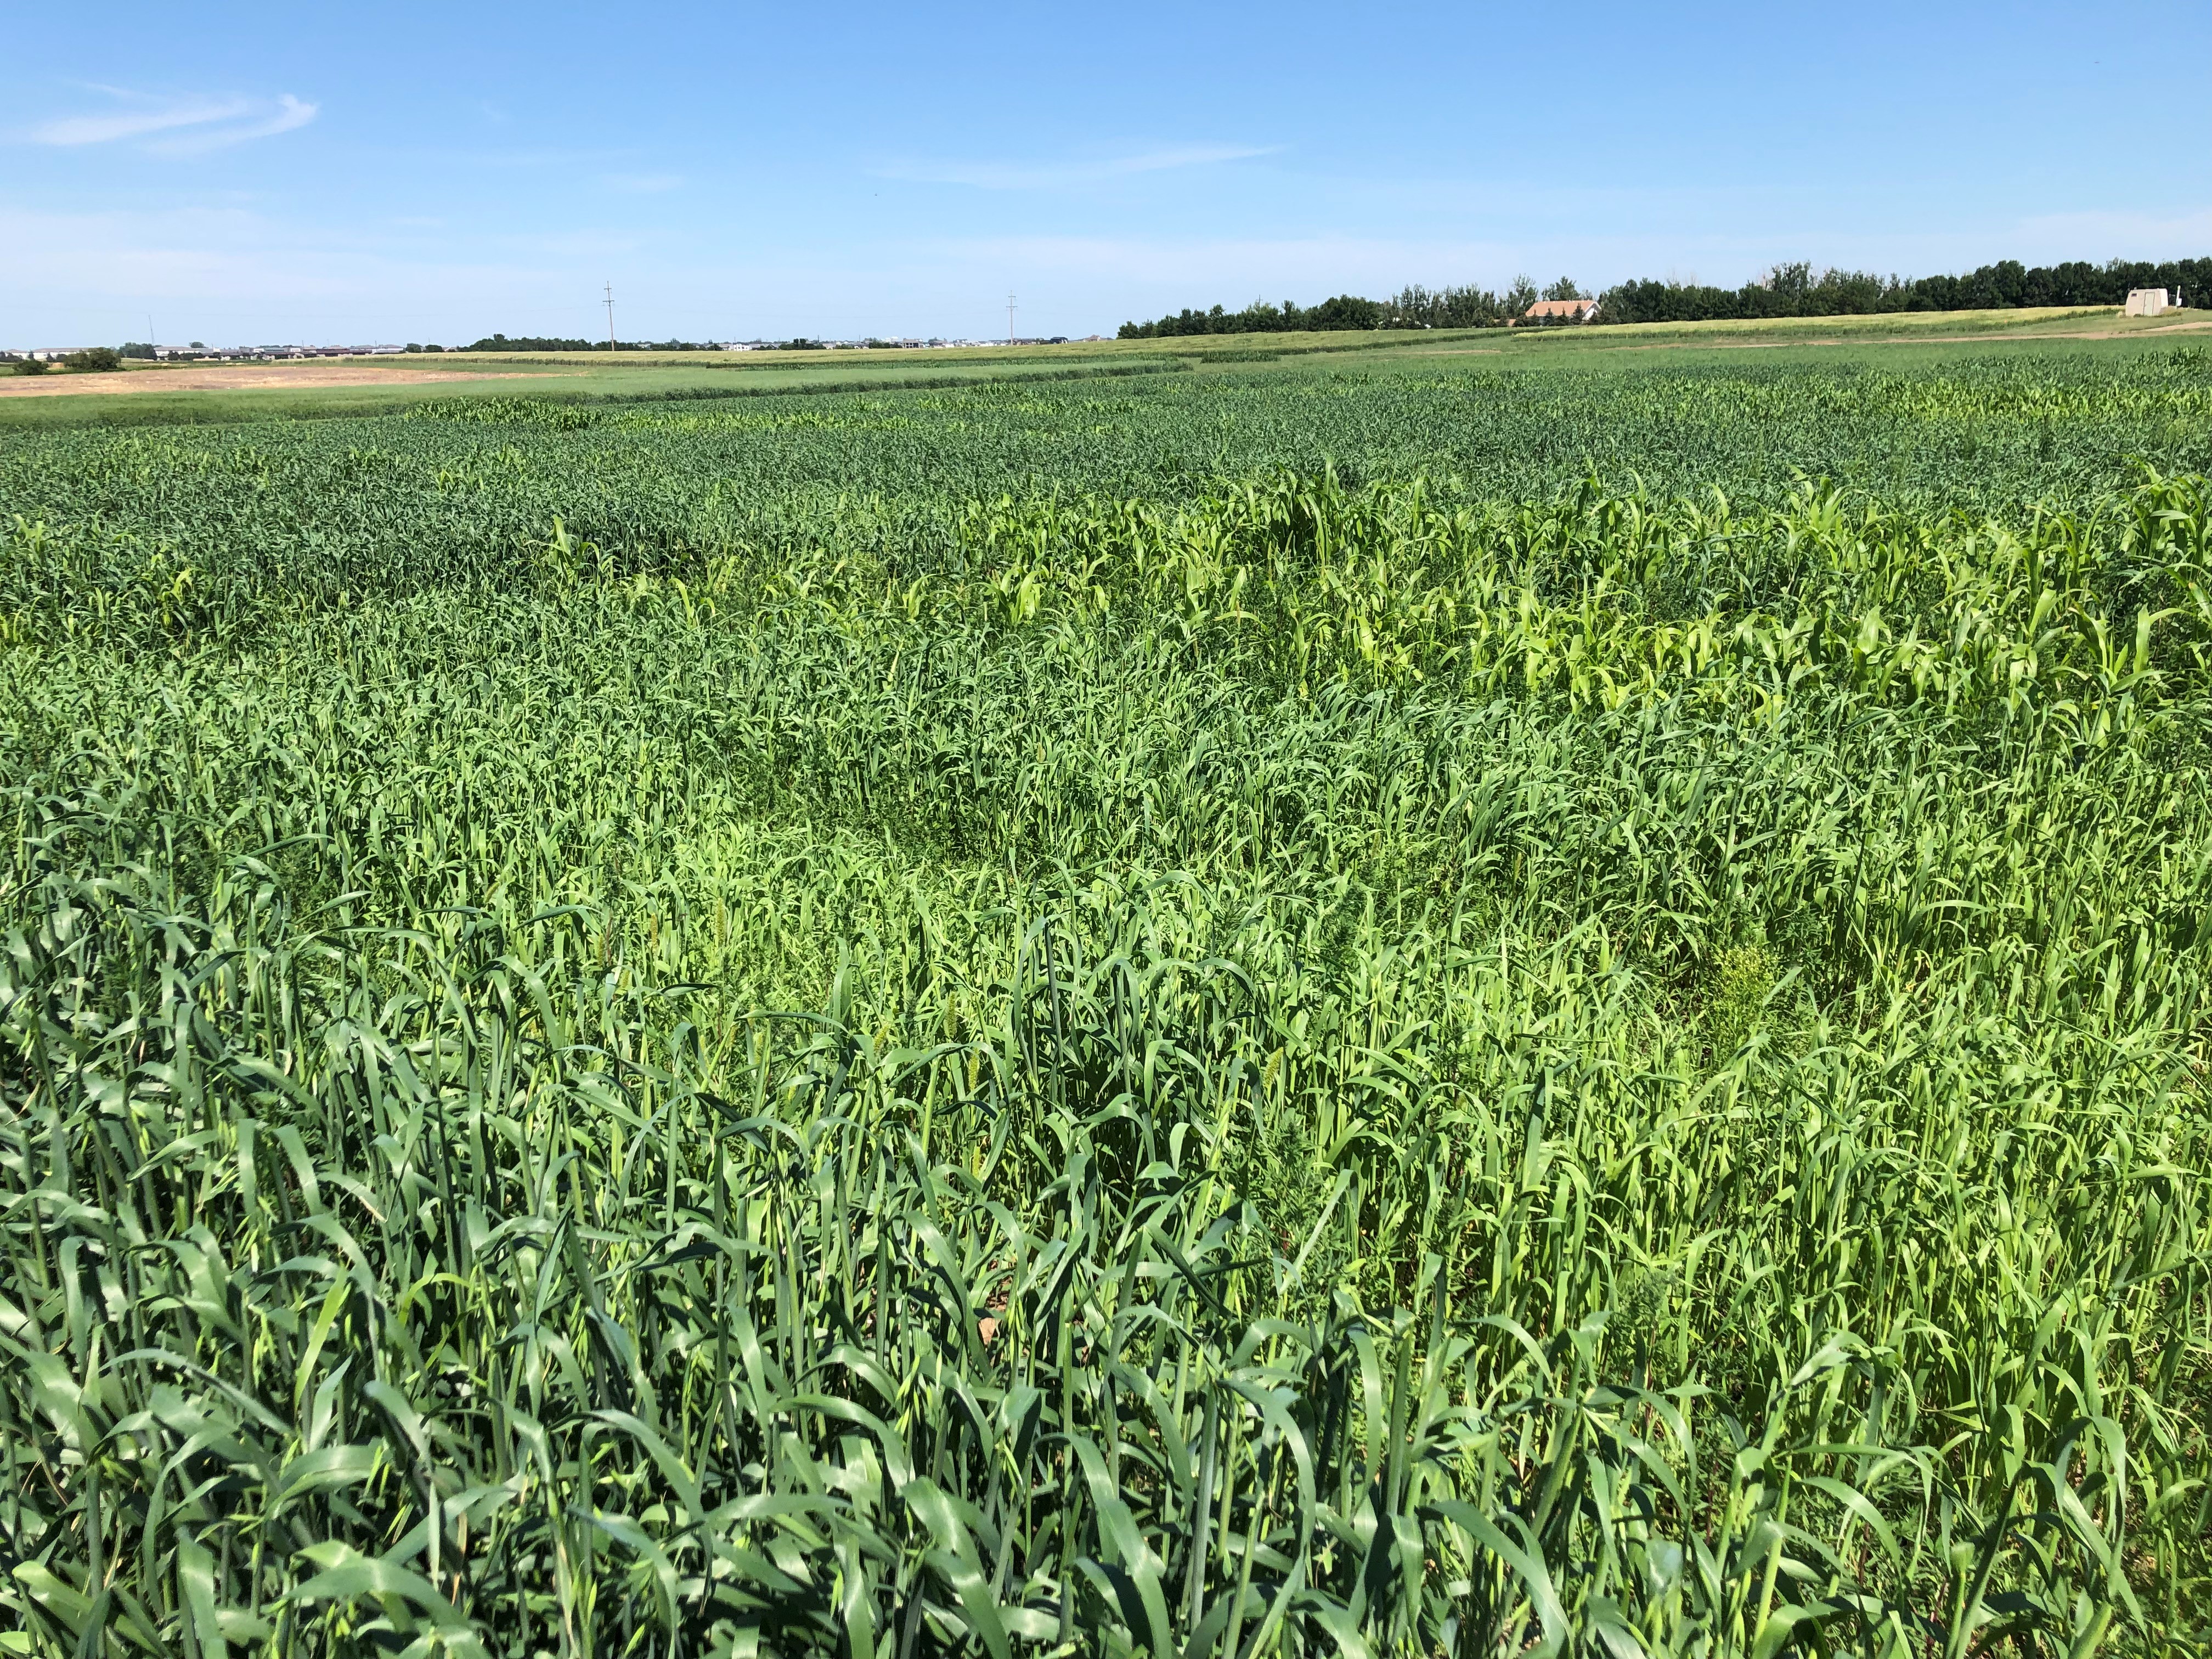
[5,1,2207,347]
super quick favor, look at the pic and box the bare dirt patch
[0,363,574,398]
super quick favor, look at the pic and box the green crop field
[3,342,2211,1658]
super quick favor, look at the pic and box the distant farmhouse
[1521,297,1600,323]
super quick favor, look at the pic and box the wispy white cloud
[877,143,1277,190]
[31,97,252,146]
[148,95,318,156]
[25,89,317,155]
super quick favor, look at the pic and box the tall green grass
[2,362,2210,1655]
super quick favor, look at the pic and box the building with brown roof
[1520,297,1600,323]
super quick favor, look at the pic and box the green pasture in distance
[4,303,2201,430]
[1319,307,2208,374]
[3,337,2212,1657]
[8,334,2203,510]
[469,304,2186,369]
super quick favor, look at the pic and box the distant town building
[2125,288,2183,317]
[1520,298,1600,323]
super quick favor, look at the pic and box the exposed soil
[0,363,575,398]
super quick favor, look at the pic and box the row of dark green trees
[1116,276,1576,337]
[2,347,123,375]
[1116,255,2204,336]
[1602,256,2205,323]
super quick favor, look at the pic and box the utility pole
[1006,292,1017,345]
[605,283,616,352]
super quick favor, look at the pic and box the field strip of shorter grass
[0,353,1197,431]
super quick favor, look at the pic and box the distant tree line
[465,334,720,352]
[1118,257,2203,336]
[1119,279,1568,337]
[466,335,598,351]
[1598,257,2209,323]
[4,347,122,375]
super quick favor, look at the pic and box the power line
[1006,292,1017,345]
[605,282,616,352]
